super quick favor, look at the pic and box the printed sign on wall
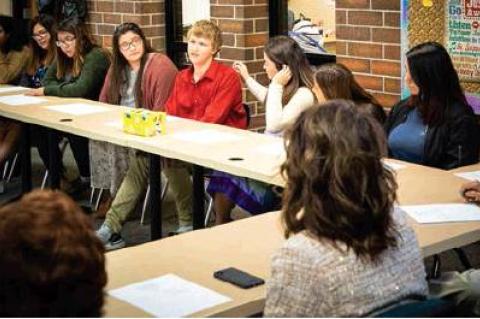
[446,0,480,82]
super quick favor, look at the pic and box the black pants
[32,125,90,178]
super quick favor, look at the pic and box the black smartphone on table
[213,267,265,289]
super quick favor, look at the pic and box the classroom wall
[335,1,402,108]
[85,0,402,129]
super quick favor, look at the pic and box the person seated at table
[96,19,246,249]
[0,16,29,189]
[385,42,479,170]
[461,181,480,203]
[313,63,386,124]
[0,190,106,316]
[264,100,428,317]
[89,22,177,217]
[0,15,29,84]
[26,18,110,194]
[18,15,60,182]
[207,35,315,225]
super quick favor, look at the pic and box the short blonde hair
[187,20,223,54]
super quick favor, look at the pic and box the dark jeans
[32,125,90,178]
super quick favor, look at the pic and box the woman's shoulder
[275,232,332,265]
[86,47,110,62]
[146,53,176,70]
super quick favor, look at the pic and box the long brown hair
[26,15,56,76]
[55,18,96,79]
[106,23,154,107]
[281,100,398,261]
[264,35,313,105]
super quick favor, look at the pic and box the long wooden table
[0,90,285,238]
[104,161,480,317]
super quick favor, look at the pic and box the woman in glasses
[26,18,110,195]
[21,14,56,89]
[89,22,177,220]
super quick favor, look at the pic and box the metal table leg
[192,165,205,230]
[20,124,32,193]
[149,154,162,240]
[48,129,61,189]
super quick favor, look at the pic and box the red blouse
[165,60,247,129]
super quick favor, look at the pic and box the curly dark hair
[281,100,398,261]
[0,190,106,317]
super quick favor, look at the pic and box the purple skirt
[206,171,281,214]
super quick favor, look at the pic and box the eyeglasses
[32,30,49,40]
[56,36,76,48]
[119,37,142,51]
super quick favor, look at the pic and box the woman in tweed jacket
[264,100,428,317]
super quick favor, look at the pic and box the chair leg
[7,153,18,182]
[453,248,472,270]
[140,180,169,225]
[204,194,214,227]
[428,254,441,279]
[41,170,49,189]
[2,160,9,180]
[94,188,104,211]
[140,184,151,225]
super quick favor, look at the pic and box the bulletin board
[407,0,480,92]
[446,0,480,82]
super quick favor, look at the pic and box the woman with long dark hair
[265,100,428,316]
[26,18,110,193]
[386,42,479,169]
[207,35,315,225]
[90,22,177,223]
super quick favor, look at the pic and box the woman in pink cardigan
[89,22,177,216]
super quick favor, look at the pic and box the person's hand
[460,181,480,203]
[272,65,292,86]
[25,87,45,96]
[232,61,250,81]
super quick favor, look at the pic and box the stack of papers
[0,95,48,105]
[401,203,480,223]
[109,274,231,317]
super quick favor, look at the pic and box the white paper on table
[105,120,122,129]
[109,274,231,317]
[454,171,480,182]
[170,129,244,144]
[0,86,29,94]
[45,103,110,115]
[252,141,285,158]
[383,160,407,171]
[0,94,48,105]
[401,203,480,224]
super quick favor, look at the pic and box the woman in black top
[385,42,479,170]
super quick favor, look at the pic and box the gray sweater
[264,208,428,317]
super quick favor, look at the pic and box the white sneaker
[96,223,113,244]
[176,225,193,234]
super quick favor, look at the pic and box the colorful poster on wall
[400,0,410,98]
[446,0,480,82]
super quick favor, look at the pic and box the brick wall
[86,0,166,51]
[210,0,269,129]
[336,0,401,108]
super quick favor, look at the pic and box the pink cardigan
[99,53,177,111]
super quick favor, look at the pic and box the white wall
[289,0,335,32]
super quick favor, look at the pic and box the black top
[385,98,480,170]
